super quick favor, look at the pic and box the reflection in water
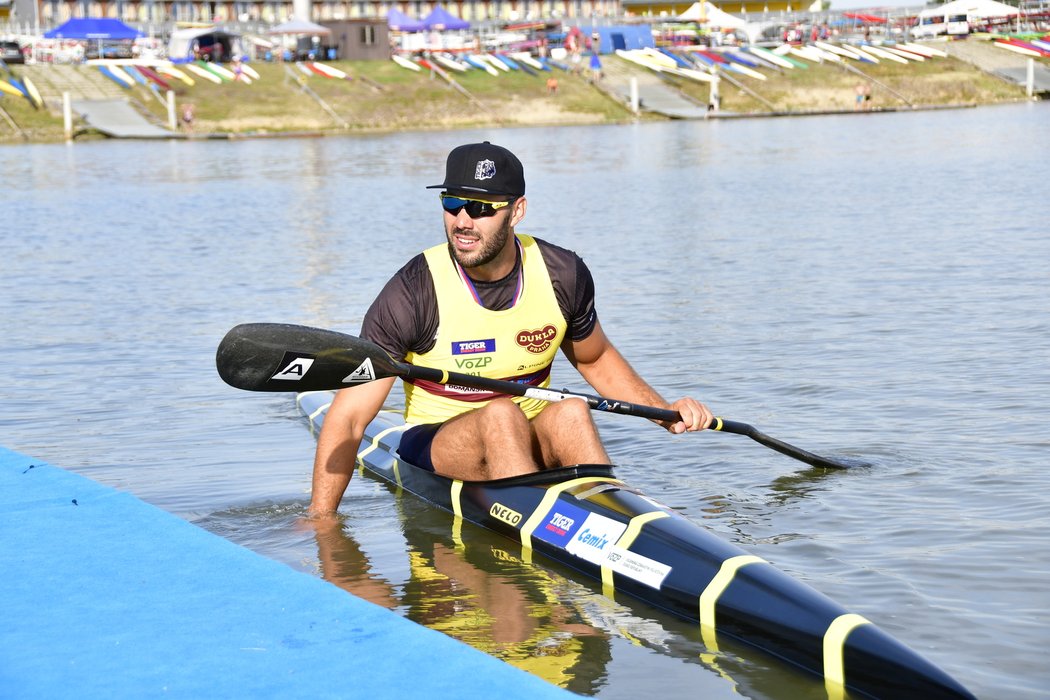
[303,497,613,695]
[197,485,833,700]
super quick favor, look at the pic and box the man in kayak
[309,142,712,516]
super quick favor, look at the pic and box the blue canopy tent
[422,5,469,30]
[387,9,426,32]
[43,18,142,39]
[43,18,142,60]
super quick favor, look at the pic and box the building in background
[10,0,630,26]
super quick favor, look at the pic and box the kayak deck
[297,390,973,700]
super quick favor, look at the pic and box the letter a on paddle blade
[271,355,316,381]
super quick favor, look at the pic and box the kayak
[0,79,23,98]
[137,65,174,91]
[434,55,468,73]
[882,46,926,62]
[157,64,195,86]
[311,61,349,79]
[184,63,222,84]
[466,55,499,75]
[98,65,133,88]
[295,389,975,700]
[21,75,44,108]
[202,60,237,81]
[391,54,422,72]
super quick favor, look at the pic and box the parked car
[1,40,25,64]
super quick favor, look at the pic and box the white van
[914,12,971,37]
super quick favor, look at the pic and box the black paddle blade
[215,323,405,392]
[716,419,857,470]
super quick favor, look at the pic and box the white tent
[918,0,1018,19]
[269,18,332,35]
[676,1,748,29]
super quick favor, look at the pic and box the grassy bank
[0,52,1031,144]
[0,59,634,143]
[167,60,636,134]
[671,54,1027,113]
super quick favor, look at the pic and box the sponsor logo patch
[489,502,523,527]
[533,501,588,548]
[516,324,558,354]
[452,339,496,355]
[604,546,672,590]
[455,356,492,370]
[271,353,315,381]
[566,513,627,566]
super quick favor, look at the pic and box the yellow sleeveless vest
[404,234,567,425]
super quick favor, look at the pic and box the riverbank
[0,50,1034,144]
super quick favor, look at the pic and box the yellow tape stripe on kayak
[450,480,464,546]
[601,510,670,596]
[356,423,410,466]
[450,480,463,518]
[295,392,332,437]
[519,476,622,563]
[823,613,871,693]
[307,401,332,423]
[698,554,765,649]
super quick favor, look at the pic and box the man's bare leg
[429,399,538,480]
[528,398,609,467]
[429,398,609,481]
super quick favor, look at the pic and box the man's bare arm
[309,377,396,516]
[564,320,711,434]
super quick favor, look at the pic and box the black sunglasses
[440,194,514,219]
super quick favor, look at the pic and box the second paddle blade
[215,322,403,392]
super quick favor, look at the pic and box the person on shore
[180,103,195,131]
[854,82,872,111]
[308,142,713,516]
[546,76,559,96]
[589,52,603,83]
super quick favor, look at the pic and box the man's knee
[479,398,528,427]
[556,397,596,426]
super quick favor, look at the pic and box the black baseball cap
[427,142,525,198]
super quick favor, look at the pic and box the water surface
[3,102,1048,699]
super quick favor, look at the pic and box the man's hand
[666,397,713,434]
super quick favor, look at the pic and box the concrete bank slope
[0,446,577,700]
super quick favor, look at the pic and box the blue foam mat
[0,447,576,699]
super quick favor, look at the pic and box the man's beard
[446,214,513,269]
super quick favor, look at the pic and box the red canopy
[844,12,889,23]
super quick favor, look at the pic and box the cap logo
[475,159,496,181]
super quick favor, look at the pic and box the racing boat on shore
[217,322,975,700]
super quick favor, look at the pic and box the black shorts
[398,422,443,472]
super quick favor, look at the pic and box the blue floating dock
[0,446,576,699]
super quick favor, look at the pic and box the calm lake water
[3,102,1048,699]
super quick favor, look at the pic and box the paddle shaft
[398,362,850,469]
[216,323,853,470]
[398,360,678,422]
[415,365,844,468]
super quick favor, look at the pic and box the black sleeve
[534,238,598,341]
[360,254,439,360]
